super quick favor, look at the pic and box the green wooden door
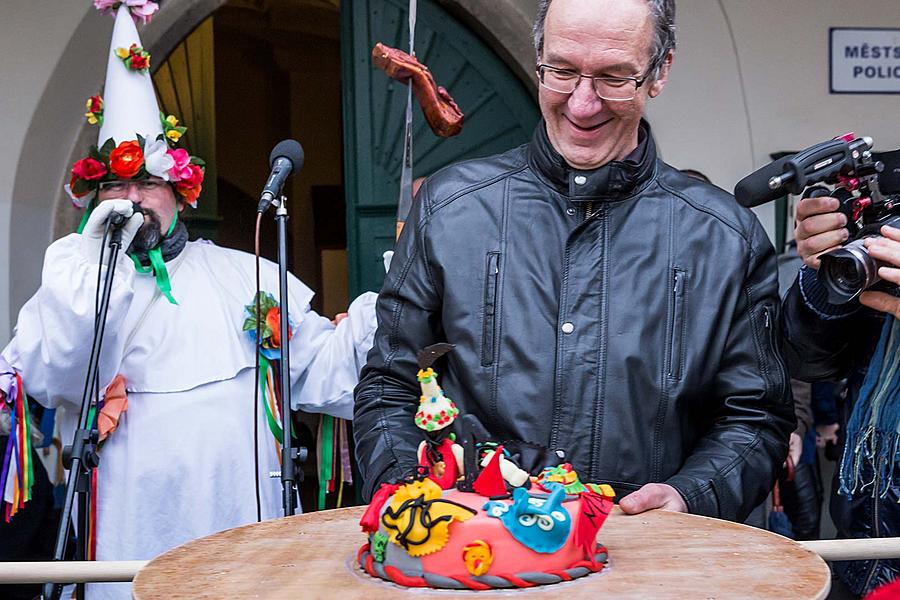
[341,0,540,296]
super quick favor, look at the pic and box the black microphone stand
[271,196,306,517]
[43,218,127,600]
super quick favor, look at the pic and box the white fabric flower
[144,137,174,181]
[64,185,95,209]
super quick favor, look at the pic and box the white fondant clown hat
[98,4,163,147]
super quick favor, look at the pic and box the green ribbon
[256,353,297,446]
[76,206,93,234]
[319,414,334,511]
[258,354,284,444]
[128,211,178,305]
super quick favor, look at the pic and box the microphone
[733,156,793,208]
[258,140,305,213]
[108,202,145,228]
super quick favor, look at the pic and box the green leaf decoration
[99,138,116,158]
[71,178,93,196]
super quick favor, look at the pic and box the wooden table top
[133,506,830,599]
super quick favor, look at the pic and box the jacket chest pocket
[481,251,501,366]
[667,268,687,380]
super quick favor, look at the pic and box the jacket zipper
[861,457,883,593]
[667,268,687,379]
[762,304,787,398]
[589,206,608,478]
[481,252,501,366]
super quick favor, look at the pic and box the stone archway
[8,0,535,324]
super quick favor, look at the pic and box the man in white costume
[1,3,375,598]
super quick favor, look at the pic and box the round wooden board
[133,506,830,599]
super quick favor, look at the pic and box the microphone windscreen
[269,139,305,172]
[734,155,793,208]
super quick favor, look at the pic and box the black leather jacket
[355,121,794,521]
[782,266,899,596]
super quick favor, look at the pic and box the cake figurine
[357,344,616,590]
[414,343,464,490]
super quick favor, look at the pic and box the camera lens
[818,239,880,304]
[823,257,866,292]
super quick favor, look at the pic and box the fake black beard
[127,209,163,254]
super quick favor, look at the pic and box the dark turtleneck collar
[129,220,189,267]
[527,118,658,202]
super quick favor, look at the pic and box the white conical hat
[97,3,163,147]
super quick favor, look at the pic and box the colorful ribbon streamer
[317,416,354,510]
[2,374,34,522]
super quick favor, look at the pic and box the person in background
[781,185,900,595]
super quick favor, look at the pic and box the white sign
[830,28,900,94]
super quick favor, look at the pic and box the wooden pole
[1,538,898,585]
[799,538,900,561]
[0,561,147,584]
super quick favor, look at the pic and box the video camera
[734,134,900,304]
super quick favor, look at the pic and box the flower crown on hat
[66,106,205,209]
[66,0,205,209]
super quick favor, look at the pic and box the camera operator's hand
[794,196,849,269]
[860,226,900,317]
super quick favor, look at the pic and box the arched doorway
[8,0,539,509]
[342,0,540,296]
[11,0,538,322]
[156,0,540,309]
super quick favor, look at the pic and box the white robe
[2,235,377,599]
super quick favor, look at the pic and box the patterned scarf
[839,316,900,498]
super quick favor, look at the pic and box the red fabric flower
[130,53,149,70]
[174,163,204,204]
[180,163,204,188]
[175,182,201,205]
[71,157,108,181]
[109,140,144,179]
[264,306,293,347]
[88,95,103,113]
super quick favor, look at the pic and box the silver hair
[532,0,676,80]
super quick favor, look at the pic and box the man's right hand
[79,199,143,262]
[795,196,849,269]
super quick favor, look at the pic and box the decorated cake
[357,344,614,590]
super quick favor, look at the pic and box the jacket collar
[527,118,657,202]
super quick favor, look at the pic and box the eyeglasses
[98,179,169,197]
[536,63,655,101]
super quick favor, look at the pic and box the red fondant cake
[357,471,613,590]
[357,344,613,590]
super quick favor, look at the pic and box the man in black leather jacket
[782,191,900,596]
[355,0,794,522]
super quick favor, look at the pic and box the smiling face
[538,0,671,170]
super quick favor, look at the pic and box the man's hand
[794,196,849,269]
[816,423,839,448]
[788,432,803,467]
[79,199,143,263]
[859,226,900,317]
[618,483,687,515]
[331,312,348,326]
